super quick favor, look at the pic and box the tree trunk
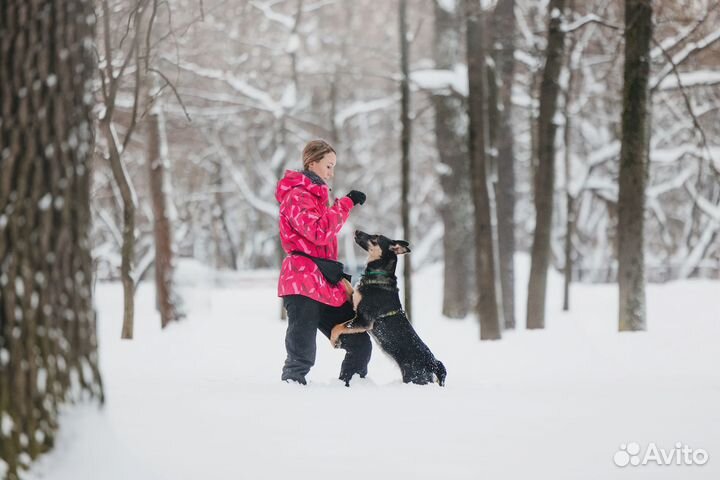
[526,0,566,329]
[399,0,413,321]
[101,120,137,339]
[212,160,238,270]
[432,0,472,319]
[0,1,104,476]
[562,118,575,312]
[492,0,516,329]
[618,0,652,331]
[98,0,141,340]
[147,102,183,328]
[562,37,576,313]
[465,0,501,340]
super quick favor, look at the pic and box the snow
[656,69,720,90]
[15,277,24,297]
[437,0,456,13]
[1,412,13,437]
[280,82,297,109]
[286,33,300,54]
[249,1,294,30]
[174,60,284,117]
[37,368,47,393]
[561,14,603,33]
[26,256,720,480]
[334,96,397,131]
[514,50,540,69]
[411,65,468,96]
[213,138,278,219]
[651,29,720,90]
[38,194,52,211]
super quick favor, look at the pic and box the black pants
[282,295,372,383]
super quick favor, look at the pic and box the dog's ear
[390,241,411,255]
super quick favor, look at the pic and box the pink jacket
[276,170,355,306]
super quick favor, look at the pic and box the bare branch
[145,0,160,72]
[149,67,193,122]
[650,5,718,60]
[684,181,720,222]
[652,37,718,179]
[651,28,720,92]
[561,14,620,33]
[122,9,144,154]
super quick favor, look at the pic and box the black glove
[346,190,366,206]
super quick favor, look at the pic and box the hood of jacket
[275,170,329,204]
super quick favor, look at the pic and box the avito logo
[614,442,709,467]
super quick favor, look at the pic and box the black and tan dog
[331,230,446,386]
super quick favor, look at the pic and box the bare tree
[526,0,567,329]
[432,0,473,318]
[147,99,184,327]
[618,0,652,331]
[96,0,189,336]
[143,0,186,329]
[0,1,103,476]
[96,0,145,339]
[399,0,413,320]
[492,0,517,328]
[561,1,578,311]
[466,0,501,340]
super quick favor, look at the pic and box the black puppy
[331,230,446,386]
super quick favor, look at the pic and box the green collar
[377,309,404,319]
[363,270,391,277]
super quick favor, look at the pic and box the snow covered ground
[27,256,720,480]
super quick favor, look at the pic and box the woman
[276,139,371,385]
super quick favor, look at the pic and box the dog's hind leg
[338,332,372,386]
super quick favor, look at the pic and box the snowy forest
[1,0,719,479]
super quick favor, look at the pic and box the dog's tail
[434,360,447,387]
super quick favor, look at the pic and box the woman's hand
[346,190,366,205]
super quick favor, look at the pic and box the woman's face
[308,152,336,182]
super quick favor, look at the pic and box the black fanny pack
[291,251,351,285]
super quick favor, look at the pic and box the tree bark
[147,102,183,328]
[465,0,501,340]
[0,1,104,476]
[618,0,652,331]
[526,0,566,329]
[492,0,516,329]
[432,0,472,319]
[399,0,413,321]
[101,120,137,339]
[562,30,577,313]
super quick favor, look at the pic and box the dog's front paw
[330,324,344,348]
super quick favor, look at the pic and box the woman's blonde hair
[302,140,336,170]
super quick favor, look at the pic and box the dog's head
[354,230,410,273]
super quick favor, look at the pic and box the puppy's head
[354,230,411,265]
